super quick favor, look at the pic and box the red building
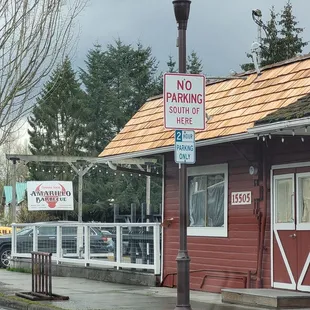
[99,55,310,293]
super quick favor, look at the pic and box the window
[297,173,310,230]
[187,163,228,237]
[38,226,56,235]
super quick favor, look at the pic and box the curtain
[301,177,310,223]
[188,174,224,227]
[276,178,293,223]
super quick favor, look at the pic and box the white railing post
[11,225,16,258]
[56,226,62,264]
[84,225,90,265]
[33,225,38,252]
[153,224,160,275]
[116,225,121,270]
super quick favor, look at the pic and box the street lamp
[172,1,192,309]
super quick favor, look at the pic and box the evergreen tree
[187,51,203,74]
[80,45,113,155]
[241,2,307,71]
[79,40,162,222]
[102,39,160,132]
[27,56,87,220]
[260,7,281,66]
[278,1,308,60]
[167,55,177,73]
[166,51,203,74]
[28,56,86,160]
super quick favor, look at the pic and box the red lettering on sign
[176,117,193,125]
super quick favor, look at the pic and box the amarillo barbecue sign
[27,181,74,211]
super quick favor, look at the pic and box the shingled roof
[255,93,310,125]
[99,54,310,159]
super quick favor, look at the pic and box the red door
[272,168,310,292]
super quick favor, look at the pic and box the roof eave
[99,132,255,161]
[248,116,310,135]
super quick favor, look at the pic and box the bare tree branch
[0,0,87,145]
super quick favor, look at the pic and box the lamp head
[173,0,191,30]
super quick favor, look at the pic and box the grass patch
[7,266,31,273]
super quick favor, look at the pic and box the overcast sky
[72,0,310,77]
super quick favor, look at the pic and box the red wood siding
[162,141,265,293]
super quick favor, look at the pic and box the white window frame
[187,163,228,237]
[296,172,310,231]
[273,174,295,231]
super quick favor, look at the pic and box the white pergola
[5,154,160,223]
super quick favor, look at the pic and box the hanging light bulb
[70,170,73,173]
[48,170,51,173]
[257,135,260,141]
[63,170,65,173]
[35,168,38,171]
[114,172,117,175]
[121,173,124,177]
[292,130,295,136]
[282,137,285,143]
[262,136,265,141]
[269,134,272,140]
[139,174,141,177]
[130,173,133,177]
[106,171,108,174]
[301,137,305,142]
[99,169,102,173]
[42,169,45,172]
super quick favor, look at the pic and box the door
[273,174,297,290]
[272,169,310,292]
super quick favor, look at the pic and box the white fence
[11,222,161,275]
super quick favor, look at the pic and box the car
[0,221,115,268]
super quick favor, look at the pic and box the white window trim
[187,163,228,237]
[296,172,310,231]
[273,174,295,231]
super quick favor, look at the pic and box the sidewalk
[0,269,300,310]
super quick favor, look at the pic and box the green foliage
[166,51,203,74]
[241,1,308,71]
[167,55,177,73]
[27,56,87,221]
[187,51,203,74]
[79,40,162,222]
[278,1,308,60]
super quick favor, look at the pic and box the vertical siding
[163,141,263,293]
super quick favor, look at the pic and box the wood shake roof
[99,55,310,158]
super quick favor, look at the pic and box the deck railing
[11,222,161,275]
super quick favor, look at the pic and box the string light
[301,137,305,142]
[257,135,260,141]
[99,169,102,173]
[282,137,285,143]
[262,136,265,141]
[269,134,272,140]
[292,130,295,136]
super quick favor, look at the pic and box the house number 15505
[231,191,251,205]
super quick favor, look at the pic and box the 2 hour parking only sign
[174,130,196,164]
[164,73,205,130]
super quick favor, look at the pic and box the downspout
[256,142,268,288]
